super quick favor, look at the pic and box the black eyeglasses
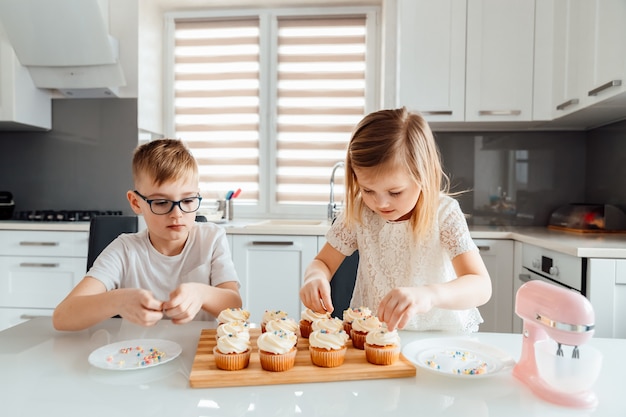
[133,190,202,215]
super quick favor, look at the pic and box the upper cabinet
[396,0,466,122]
[395,0,626,129]
[0,27,51,130]
[465,0,535,122]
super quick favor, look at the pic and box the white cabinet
[0,230,88,331]
[231,234,318,324]
[475,239,515,333]
[465,0,535,122]
[587,258,626,339]
[0,25,51,130]
[396,0,466,122]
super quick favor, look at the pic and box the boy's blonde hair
[344,107,449,239]
[132,139,198,187]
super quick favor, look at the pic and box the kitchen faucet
[328,161,345,221]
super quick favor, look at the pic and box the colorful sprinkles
[424,349,488,376]
[106,345,167,367]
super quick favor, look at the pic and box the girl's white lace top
[327,195,483,333]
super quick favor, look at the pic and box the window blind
[173,14,368,207]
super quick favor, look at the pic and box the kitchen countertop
[0,317,623,417]
[2,220,626,258]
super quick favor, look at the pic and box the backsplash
[0,98,623,224]
[0,99,138,214]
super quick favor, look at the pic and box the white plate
[402,338,515,378]
[88,339,182,371]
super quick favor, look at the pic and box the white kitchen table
[0,318,623,417]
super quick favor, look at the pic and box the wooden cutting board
[189,328,416,388]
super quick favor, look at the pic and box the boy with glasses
[53,139,242,331]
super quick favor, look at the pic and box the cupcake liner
[350,329,367,350]
[259,347,297,372]
[364,343,400,366]
[299,320,312,338]
[343,322,353,335]
[213,346,251,371]
[309,346,347,368]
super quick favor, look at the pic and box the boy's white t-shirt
[87,222,239,322]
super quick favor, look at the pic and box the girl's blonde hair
[344,107,449,239]
[132,139,198,187]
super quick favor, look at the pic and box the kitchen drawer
[0,230,88,257]
[0,256,85,308]
[0,307,52,332]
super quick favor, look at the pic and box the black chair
[329,251,359,319]
[86,215,139,271]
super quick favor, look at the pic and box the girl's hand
[118,288,164,326]
[300,276,333,314]
[378,286,436,331]
[162,283,204,324]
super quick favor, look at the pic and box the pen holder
[218,199,233,221]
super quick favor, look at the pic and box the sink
[244,219,329,228]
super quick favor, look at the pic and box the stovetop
[13,210,124,222]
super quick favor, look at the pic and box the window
[166,7,380,218]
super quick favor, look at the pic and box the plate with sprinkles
[88,339,182,371]
[402,338,515,378]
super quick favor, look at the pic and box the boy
[53,139,242,331]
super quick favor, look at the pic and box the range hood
[0,0,126,98]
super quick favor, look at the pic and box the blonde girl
[300,108,491,332]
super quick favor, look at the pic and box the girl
[300,108,491,332]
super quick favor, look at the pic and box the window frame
[164,6,381,219]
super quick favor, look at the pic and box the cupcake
[350,315,382,350]
[342,306,372,334]
[309,329,349,368]
[257,329,298,372]
[213,332,251,371]
[364,328,401,365]
[216,320,250,341]
[311,317,344,333]
[261,310,289,332]
[265,317,299,335]
[300,308,331,338]
[217,308,250,325]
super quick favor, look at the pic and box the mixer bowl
[534,339,603,393]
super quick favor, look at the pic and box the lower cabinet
[231,234,318,324]
[475,239,515,333]
[0,230,88,331]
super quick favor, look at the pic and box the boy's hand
[378,286,435,331]
[162,283,203,324]
[300,276,333,314]
[118,288,164,327]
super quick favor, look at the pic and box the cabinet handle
[251,241,294,246]
[477,245,490,252]
[19,241,60,246]
[478,110,522,116]
[518,273,531,283]
[588,79,622,96]
[20,314,50,320]
[422,110,453,116]
[555,98,579,111]
[19,262,60,268]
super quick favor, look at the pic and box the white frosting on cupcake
[351,316,382,333]
[301,308,330,323]
[216,320,250,340]
[365,328,401,347]
[262,310,289,325]
[216,332,250,354]
[309,329,349,350]
[256,329,297,354]
[265,317,299,333]
[311,317,344,333]
[217,308,250,324]
[342,306,372,324]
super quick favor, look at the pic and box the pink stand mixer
[513,280,601,409]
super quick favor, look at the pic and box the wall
[585,119,626,206]
[0,98,138,213]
